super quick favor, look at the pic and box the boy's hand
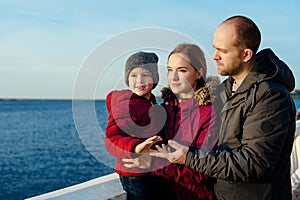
[123,154,151,169]
[134,135,162,153]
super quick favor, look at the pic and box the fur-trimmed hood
[161,76,220,106]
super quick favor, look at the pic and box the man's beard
[218,60,243,76]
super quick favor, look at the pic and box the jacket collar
[223,48,295,96]
[130,92,156,104]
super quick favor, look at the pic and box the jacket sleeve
[185,87,295,182]
[104,92,144,159]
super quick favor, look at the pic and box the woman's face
[167,53,201,98]
[128,67,154,99]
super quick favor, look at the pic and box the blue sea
[0,100,115,200]
[0,99,300,200]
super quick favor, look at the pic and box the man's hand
[150,140,188,164]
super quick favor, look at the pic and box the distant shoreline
[0,97,164,101]
[0,98,106,101]
[0,95,299,101]
[1,92,300,101]
[291,93,300,99]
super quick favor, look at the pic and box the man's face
[212,23,244,77]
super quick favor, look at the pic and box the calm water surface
[0,100,114,200]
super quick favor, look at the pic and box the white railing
[25,173,126,200]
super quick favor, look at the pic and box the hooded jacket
[153,77,220,200]
[105,90,165,176]
[185,49,296,200]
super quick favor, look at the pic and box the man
[151,15,296,199]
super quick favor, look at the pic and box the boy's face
[128,67,154,99]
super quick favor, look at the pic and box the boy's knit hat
[125,51,159,89]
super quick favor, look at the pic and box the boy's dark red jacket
[104,90,163,176]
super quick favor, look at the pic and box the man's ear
[242,48,253,62]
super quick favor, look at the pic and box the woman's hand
[150,140,188,164]
[134,135,162,153]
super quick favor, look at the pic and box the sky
[0,0,299,99]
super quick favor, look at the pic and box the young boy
[105,51,169,200]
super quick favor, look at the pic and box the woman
[124,43,220,199]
